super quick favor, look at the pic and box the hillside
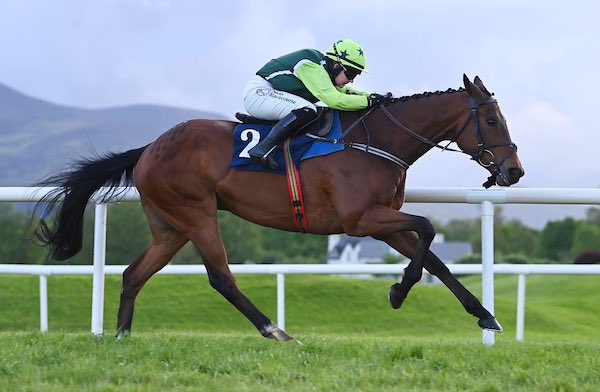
[0,82,223,186]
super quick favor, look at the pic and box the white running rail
[1,263,600,342]
[2,186,600,345]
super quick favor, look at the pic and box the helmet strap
[325,57,344,81]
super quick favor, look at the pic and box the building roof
[327,234,472,263]
[328,236,360,258]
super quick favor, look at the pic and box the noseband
[460,96,518,187]
[379,95,518,188]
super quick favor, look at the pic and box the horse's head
[458,74,524,187]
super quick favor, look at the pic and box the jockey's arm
[295,61,369,110]
[337,84,370,97]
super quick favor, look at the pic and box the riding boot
[248,108,316,170]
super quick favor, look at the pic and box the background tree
[218,211,263,263]
[106,203,151,264]
[0,204,46,264]
[17,202,599,266]
[495,219,539,258]
[259,229,327,264]
[571,221,600,257]
[537,218,577,261]
[585,207,600,224]
[438,218,482,252]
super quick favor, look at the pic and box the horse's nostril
[508,167,524,182]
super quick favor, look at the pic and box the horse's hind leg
[188,217,293,341]
[378,231,502,332]
[116,213,189,338]
[159,193,293,341]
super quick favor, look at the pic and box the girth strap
[283,140,308,233]
[347,143,410,169]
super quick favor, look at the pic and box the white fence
[2,186,600,346]
[1,263,599,342]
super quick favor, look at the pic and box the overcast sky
[2,0,599,196]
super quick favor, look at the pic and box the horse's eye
[486,118,497,126]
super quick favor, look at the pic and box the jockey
[243,38,392,169]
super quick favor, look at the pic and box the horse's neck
[373,93,468,164]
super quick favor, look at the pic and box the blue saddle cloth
[231,110,344,174]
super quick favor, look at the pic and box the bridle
[376,94,518,188]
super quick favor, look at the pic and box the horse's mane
[393,87,465,103]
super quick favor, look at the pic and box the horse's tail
[33,145,148,260]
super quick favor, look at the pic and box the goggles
[343,66,361,80]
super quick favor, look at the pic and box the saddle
[231,109,344,175]
[235,107,334,137]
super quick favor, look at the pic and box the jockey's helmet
[325,39,367,76]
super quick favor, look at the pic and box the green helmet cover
[325,39,367,73]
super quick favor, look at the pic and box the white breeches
[242,75,316,121]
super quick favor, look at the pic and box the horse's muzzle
[495,166,524,186]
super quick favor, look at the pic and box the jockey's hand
[367,92,394,107]
[382,92,394,101]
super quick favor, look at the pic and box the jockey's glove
[367,92,394,107]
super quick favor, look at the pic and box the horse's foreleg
[383,231,502,332]
[372,213,435,309]
[389,217,434,309]
[116,226,188,339]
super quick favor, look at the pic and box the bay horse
[34,75,524,341]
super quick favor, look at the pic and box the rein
[379,95,517,187]
[307,107,410,169]
[379,96,517,163]
[315,94,518,188]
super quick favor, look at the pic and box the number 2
[239,129,261,158]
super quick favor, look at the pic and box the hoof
[115,328,130,340]
[388,283,406,309]
[261,323,295,342]
[478,317,503,332]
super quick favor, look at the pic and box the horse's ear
[474,76,493,97]
[463,74,483,99]
[463,74,486,101]
[463,73,470,86]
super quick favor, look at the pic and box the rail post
[39,274,48,332]
[277,273,285,330]
[516,273,527,341]
[91,203,107,335]
[481,201,495,346]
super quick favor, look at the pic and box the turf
[0,332,598,391]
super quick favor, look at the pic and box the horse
[33,74,524,341]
